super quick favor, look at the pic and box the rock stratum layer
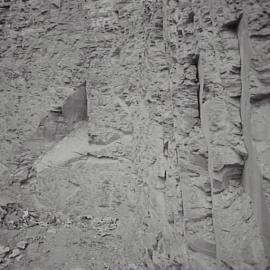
[0,0,270,269]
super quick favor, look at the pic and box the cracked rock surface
[0,0,270,269]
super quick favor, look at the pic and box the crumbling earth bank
[0,0,270,269]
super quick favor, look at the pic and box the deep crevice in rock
[222,16,242,32]
[194,55,201,120]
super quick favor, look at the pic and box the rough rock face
[0,0,270,269]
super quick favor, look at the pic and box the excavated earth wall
[0,0,270,269]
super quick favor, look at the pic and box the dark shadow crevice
[36,81,88,141]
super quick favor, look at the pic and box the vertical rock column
[197,0,268,268]
[239,0,270,263]
[132,1,185,268]
[163,1,217,268]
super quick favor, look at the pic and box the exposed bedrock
[0,0,270,269]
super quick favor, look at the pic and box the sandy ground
[0,122,147,270]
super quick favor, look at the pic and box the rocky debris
[92,217,118,236]
[76,215,119,237]
[0,241,28,269]
[0,245,10,269]
[0,203,39,229]
[9,248,20,259]
[0,245,10,257]
[16,241,28,250]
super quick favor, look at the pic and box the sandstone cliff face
[0,0,270,269]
